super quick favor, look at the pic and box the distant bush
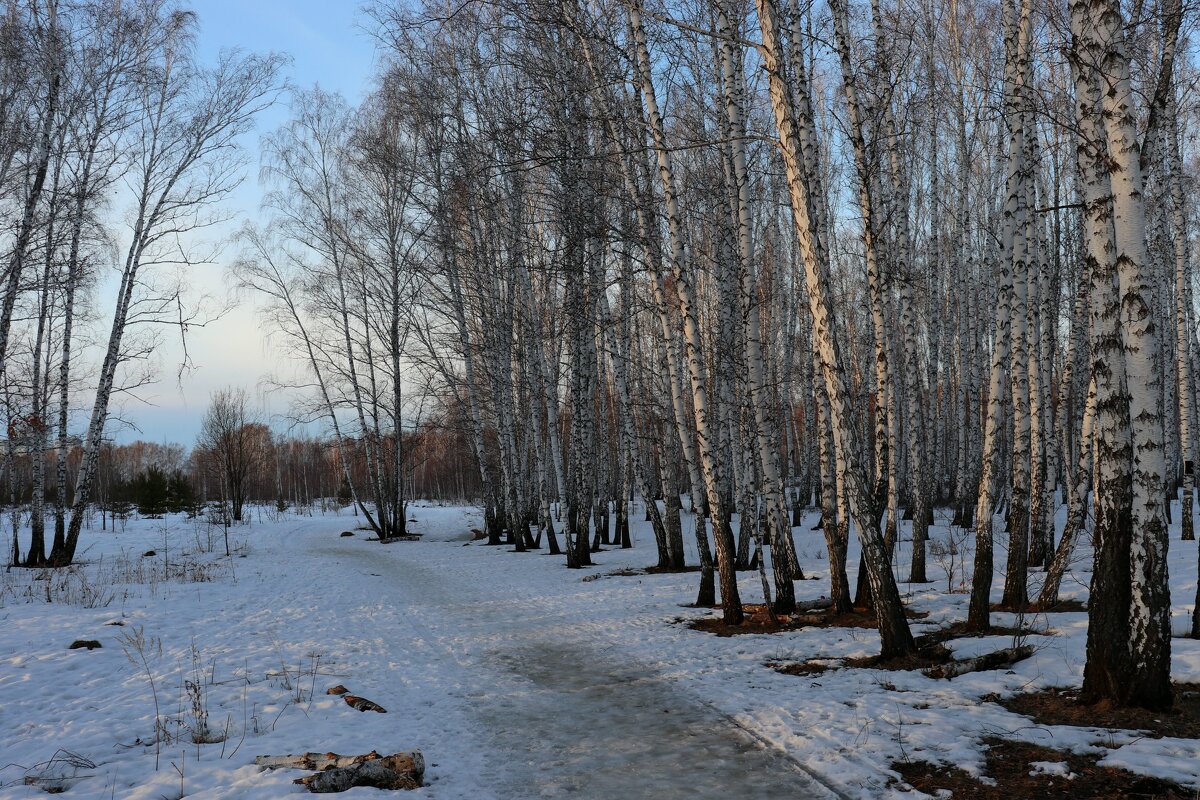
[336,478,354,508]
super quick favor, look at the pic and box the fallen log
[923,645,1035,680]
[256,751,385,771]
[300,752,424,793]
[256,751,424,793]
[794,598,833,613]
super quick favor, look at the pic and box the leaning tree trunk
[630,0,741,623]
[755,0,915,658]
[0,41,58,375]
[1038,375,1096,608]
[829,0,893,584]
[588,48,712,580]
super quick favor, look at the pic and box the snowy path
[5,504,1199,797]
[314,537,840,799]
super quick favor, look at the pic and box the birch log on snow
[257,751,425,792]
[923,645,1035,680]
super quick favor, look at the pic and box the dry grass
[0,527,246,610]
[993,598,1088,613]
[687,604,928,637]
[770,620,1049,676]
[893,737,1193,799]
[1000,683,1200,740]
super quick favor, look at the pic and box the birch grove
[3,0,1200,713]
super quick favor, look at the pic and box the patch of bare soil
[581,565,703,582]
[773,645,1036,677]
[842,643,953,672]
[999,684,1200,740]
[645,564,703,575]
[688,604,928,637]
[770,621,1046,676]
[893,737,1191,799]
[917,620,1050,646]
[993,598,1088,613]
[581,568,641,582]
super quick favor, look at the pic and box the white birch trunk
[630,0,741,620]
[755,0,915,657]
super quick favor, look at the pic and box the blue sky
[114,1,378,445]
[194,0,375,110]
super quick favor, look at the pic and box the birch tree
[50,18,283,566]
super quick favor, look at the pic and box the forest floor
[1,501,1199,798]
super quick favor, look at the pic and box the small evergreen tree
[166,470,196,514]
[336,477,354,508]
[105,480,135,529]
[132,467,169,517]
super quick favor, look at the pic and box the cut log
[340,531,354,537]
[299,752,424,793]
[344,694,386,713]
[923,645,1035,679]
[326,685,350,695]
[256,751,424,792]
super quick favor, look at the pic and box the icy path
[312,536,839,799]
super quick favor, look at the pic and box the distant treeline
[1,415,483,521]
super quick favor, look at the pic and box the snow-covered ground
[1,500,1198,798]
